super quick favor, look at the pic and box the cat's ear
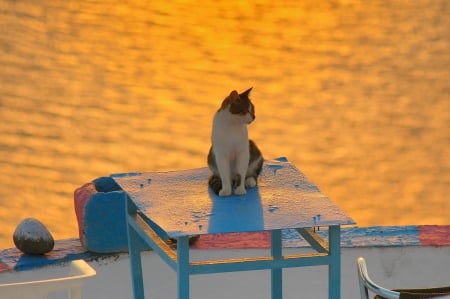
[229,90,239,100]
[220,90,239,110]
[240,87,253,98]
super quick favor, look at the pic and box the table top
[112,159,355,237]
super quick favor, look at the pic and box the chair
[0,259,96,299]
[357,257,450,299]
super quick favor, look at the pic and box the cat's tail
[208,175,222,195]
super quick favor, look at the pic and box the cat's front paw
[219,187,232,197]
[245,177,257,188]
[234,185,247,195]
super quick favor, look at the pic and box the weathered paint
[2,160,448,298]
[74,184,129,253]
[0,262,8,272]
[0,239,90,272]
[73,182,97,246]
[1,245,449,299]
[83,191,130,253]
[193,226,422,249]
[73,190,422,253]
[120,160,352,298]
[419,225,450,246]
[113,160,355,238]
[0,225,448,273]
[75,159,357,253]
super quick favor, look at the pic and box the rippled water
[0,0,449,248]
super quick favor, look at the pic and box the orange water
[0,0,449,249]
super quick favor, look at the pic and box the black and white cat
[207,87,263,196]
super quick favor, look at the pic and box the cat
[207,87,263,196]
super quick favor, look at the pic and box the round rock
[13,218,55,255]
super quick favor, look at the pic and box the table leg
[125,195,145,299]
[128,226,145,299]
[177,236,190,299]
[328,225,341,299]
[124,195,145,299]
[271,229,283,299]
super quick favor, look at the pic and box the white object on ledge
[0,259,96,299]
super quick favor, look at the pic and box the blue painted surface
[92,176,122,193]
[176,236,190,299]
[121,160,353,299]
[83,191,129,253]
[126,209,345,298]
[329,226,342,299]
[0,239,90,271]
[0,155,430,273]
[339,226,420,247]
[282,226,420,248]
[0,226,435,272]
[270,230,283,299]
[113,160,355,238]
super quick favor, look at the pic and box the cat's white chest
[212,110,249,152]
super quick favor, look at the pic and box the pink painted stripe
[418,225,450,246]
[73,182,97,245]
[0,261,9,272]
[192,231,270,249]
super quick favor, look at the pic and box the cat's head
[220,87,255,124]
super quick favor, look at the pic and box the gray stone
[13,218,54,255]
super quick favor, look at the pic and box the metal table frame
[125,195,343,299]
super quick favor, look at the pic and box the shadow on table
[207,186,264,234]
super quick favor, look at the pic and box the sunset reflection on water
[0,0,449,248]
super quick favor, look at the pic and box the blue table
[115,159,355,299]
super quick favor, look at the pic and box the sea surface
[0,0,449,249]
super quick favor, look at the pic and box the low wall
[1,225,449,273]
[1,243,449,299]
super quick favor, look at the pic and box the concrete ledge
[1,225,448,273]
